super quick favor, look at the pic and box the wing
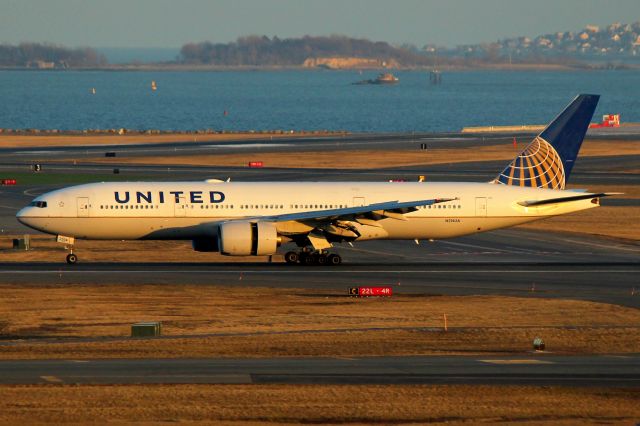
[257,197,457,223]
[242,197,457,250]
[518,192,622,207]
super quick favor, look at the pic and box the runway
[1,263,637,307]
[0,355,638,386]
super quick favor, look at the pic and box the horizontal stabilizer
[518,192,622,207]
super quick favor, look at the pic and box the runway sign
[349,286,393,297]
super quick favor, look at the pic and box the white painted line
[13,151,58,155]
[480,359,553,365]
[202,143,295,149]
[67,374,252,383]
[23,188,48,197]
[439,240,513,253]
[0,269,635,275]
[562,238,640,253]
[40,375,63,383]
[419,137,471,141]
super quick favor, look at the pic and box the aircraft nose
[16,206,33,225]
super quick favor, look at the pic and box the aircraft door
[353,197,366,207]
[174,194,186,217]
[77,197,89,217]
[475,197,487,217]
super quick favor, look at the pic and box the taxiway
[0,355,638,386]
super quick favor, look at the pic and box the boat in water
[352,72,399,85]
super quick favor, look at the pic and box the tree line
[0,43,107,67]
[179,35,434,66]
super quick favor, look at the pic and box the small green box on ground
[12,235,30,250]
[131,321,162,337]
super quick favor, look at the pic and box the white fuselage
[16,181,598,242]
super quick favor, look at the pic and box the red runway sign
[349,286,393,297]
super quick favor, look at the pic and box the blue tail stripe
[494,94,599,189]
[539,94,599,179]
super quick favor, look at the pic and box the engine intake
[218,221,279,256]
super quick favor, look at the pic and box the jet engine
[218,221,279,256]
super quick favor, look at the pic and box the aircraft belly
[379,216,544,239]
[30,217,220,240]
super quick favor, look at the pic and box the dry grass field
[70,138,640,169]
[0,384,638,425]
[0,131,328,148]
[1,285,639,359]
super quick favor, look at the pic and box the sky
[1,0,639,48]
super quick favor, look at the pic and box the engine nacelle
[192,238,219,252]
[218,221,279,256]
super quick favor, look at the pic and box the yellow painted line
[40,375,63,383]
[480,359,553,365]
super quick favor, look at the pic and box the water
[1,70,639,133]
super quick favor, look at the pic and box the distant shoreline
[0,130,349,149]
[2,63,638,72]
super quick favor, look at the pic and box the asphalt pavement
[0,355,637,386]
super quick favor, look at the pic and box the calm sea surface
[1,70,639,133]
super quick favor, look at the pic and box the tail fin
[494,94,599,189]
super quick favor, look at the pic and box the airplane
[17,94,619,265]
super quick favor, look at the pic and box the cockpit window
[29,201,47,208]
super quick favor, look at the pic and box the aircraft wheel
[317,254,328,265]
[66,253,78,264]
[328,254,342,266]
[284,251,299,264]
[302,253,316,265]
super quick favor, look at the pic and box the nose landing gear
[56,235,78,264]
[66,252,78,264]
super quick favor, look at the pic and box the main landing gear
[284,250,342,266]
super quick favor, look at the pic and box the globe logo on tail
[495,136,566,190]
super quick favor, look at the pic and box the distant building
[27,61,55,69]
[608,22,622,31]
